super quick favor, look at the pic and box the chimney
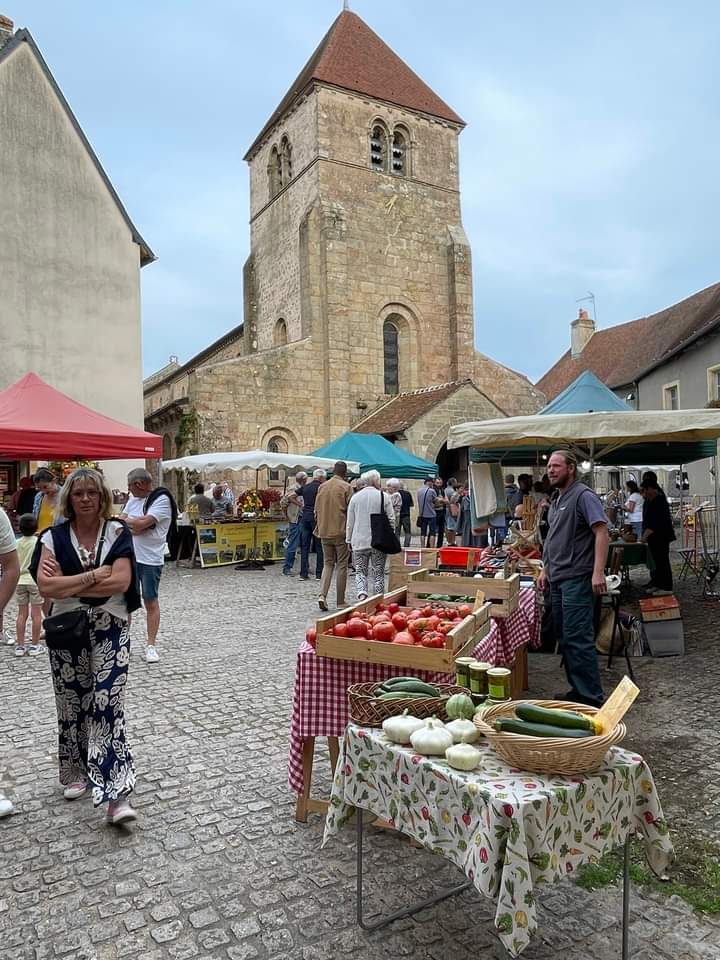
[0,15,13,47]
[571,307,595,358]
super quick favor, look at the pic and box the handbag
[42,521,108,652]
[371,489,401,555]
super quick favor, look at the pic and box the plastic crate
[437,547,481,568]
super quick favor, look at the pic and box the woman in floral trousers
[35,467,140,826]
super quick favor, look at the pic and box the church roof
[353,380,504,436]
[536,282,720,401]
[0,28,155,266]
[245,10,463,159]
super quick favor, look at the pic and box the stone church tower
[144,10,542,465]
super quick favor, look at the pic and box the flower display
[237,489,264,514]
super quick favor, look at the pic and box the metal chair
[696,505,720,599]
[677,507,702,581]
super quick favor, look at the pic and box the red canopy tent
[0,373,162,460]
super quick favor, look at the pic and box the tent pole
[678,463,683,548]
[715,455,720,555]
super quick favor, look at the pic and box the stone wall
[403,383,505,464]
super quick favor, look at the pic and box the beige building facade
[144,11,541,475]
[0,19,153,490]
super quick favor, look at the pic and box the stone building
[0,17,153,490]
[144,10,541,474]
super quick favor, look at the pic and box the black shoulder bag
[42,522,108,652]
[371,488,401,555]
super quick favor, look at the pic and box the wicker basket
[348,682,471,727]
[474,699,626,776]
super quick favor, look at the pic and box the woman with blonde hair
[346,470,395,600]
[34,467,140,825]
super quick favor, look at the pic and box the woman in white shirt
[346,470,396,600]
[35,468,140,826]
[624,480,644,536]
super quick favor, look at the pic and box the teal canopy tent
[539,370,631,415]
[312,432,437,479]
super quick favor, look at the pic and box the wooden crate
[388,548,439,590]
[315,589,493,672]
[406,569,520,618]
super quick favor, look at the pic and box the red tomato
[420,632,445,648]
[408,618,428,638]
[372,622,395,643]
[450,609,462,620]
[375,602,386,611]
[388,602,400,615]
[392,631,415,645]
[333,623,348,637]
[458,604,473,619]
[346,618,368,638]
[391,612,408,631]
[437,620,455,635]
[421,605,434,618]
[407,609,422,621]
[427,615,440,631]
[305,627,317,648]
[434,607,447,620]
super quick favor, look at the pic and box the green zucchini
[515,703,599,734]
[494,718,592,739]
[377,691,431,701]
[379,679,440,697]
[381,676,427,689]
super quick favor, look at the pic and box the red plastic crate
[437,547,482,568]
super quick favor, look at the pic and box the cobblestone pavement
[1,559,719,960]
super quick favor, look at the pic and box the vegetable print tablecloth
[323,725,673,957]
[472,585,540,666]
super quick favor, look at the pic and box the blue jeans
[299,520,324,579]
[282,522,301,574]
[550,574,604,706]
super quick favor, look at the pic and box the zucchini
[380,679,440,697]
[381,676,427,689]
[515,703,600,734]
[494,718,593,739]
[377,691,431,701]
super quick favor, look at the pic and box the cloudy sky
[18,1,720,383]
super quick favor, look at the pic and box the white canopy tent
[161,449,361,475]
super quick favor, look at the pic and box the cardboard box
[639,596,681,623]
[644,619,684,657]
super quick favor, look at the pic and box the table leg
[294,737,315,823]
[622,834,630,960]
[517,643,529,690]
[328,736,339,776]
[356,807,472,931]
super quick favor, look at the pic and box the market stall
[312,431,437,478]
[162,449,361,567]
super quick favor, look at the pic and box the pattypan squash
[445,742,482,771]
[382,710,425,745]
[410,718,454,756]
[445,693,475,720]
[445,718,479,743]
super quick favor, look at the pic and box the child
[14,513,43,656]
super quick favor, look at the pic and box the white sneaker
[0,793,13,818]
[107,798,137,826]
[3,630,14,645]
[63,781,88,800]
[27,645,40,657]
[145,645,159,663]
[14,646,26,657]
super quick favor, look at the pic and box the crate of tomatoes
[313,586,491,672]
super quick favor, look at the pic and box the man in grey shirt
[538,450,608,706]
[417,477,438,547]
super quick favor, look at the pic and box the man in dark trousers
[397,482,414,547]
[640,477,675,595]
[299,469,325,581]
[538,450,609,706]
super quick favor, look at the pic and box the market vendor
[538,450,608,707]
[210,485,233,520]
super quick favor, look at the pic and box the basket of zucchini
[347,679,471,727]
[474,699,626,775]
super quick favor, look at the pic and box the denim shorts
[136,562,163,601]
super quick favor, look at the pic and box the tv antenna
[576,291,597,325]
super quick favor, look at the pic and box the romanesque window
[383,319,400,395]
[392,127,408,176]
[274,318,288,346]
[268,146,281,198]
[280,136,292,185]
[267,435,287,483]
[162,433,172,460]
[370,124,388,172]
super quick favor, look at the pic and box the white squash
[382,710,425,745]
[445,742,482,771]
[409,718,454,756]
[445,718,479,744]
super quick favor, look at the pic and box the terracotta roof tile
[353,380,499,436]
[537,282,720,401]
[245,11,463,158]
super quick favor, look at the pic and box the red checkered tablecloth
[287,586,540,794]
[472,586,540,665]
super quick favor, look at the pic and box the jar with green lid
[454,657,475,689]
[469,660,492,697]
[486,667,512,701]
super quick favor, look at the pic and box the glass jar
[454,657,475,689]
[469,660,492,697]
[487,667,512,701]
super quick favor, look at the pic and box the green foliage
[175,410,198,457]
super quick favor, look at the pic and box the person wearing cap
[538,450,608,707]
[417,476,438,547]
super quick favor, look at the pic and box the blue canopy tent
[539,370,631,415]
[312,432,437,479]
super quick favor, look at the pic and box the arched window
[280,136,292,185]
[162,433,172,460]
[383,319,400,395]
[392,128,408,176]
[274,318,288,346]
[268,146,281,198]
[267,435,288,483]
[370,124,388,173]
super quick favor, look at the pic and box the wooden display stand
[294,736,339,822]
[406,569,520,618]
[315,587,492,672]
[388,548,439,590]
